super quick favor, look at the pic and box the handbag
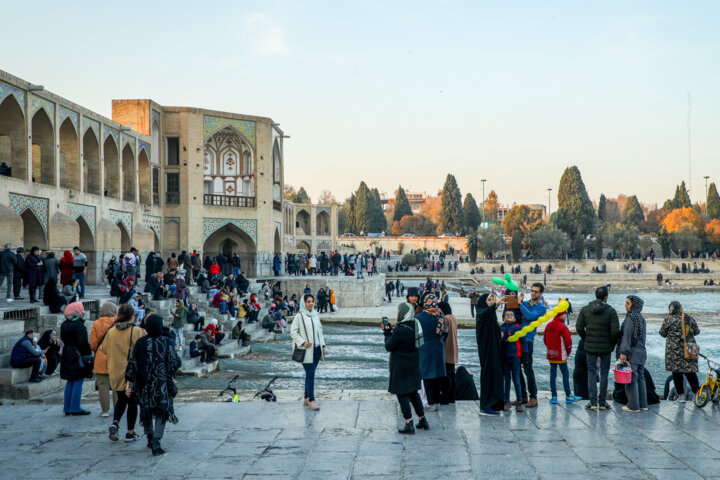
[681,314,699,360]
[291,314,310,363]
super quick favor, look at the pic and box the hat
[16,247,25,253]
[406,287,419,298]
[32,337,38,343]
[4,243,12,250]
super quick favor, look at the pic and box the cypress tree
[467,232,478,262]
[463,193,481,232]
[658,227,672,258]
[673,181,691,208]
[353,182,372,233]
[597,194,608,224]
[370,188,387,232]
[393,186,413,222]
[511,230,522,262]
[439,174,465,234]
[574,227,584,258]
[623,195,645,226]
[294,187,311,204]
[707,183,720,220]
[595,229,604,260]
[555,166,596,238]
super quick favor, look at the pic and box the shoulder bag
[292,314,310,363]
[681,314,699,360]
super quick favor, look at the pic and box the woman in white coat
[290,294,326,410]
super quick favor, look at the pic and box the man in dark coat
[13,247,25,300]
[0,243,16,302]
[476,293,505,415]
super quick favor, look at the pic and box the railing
[204,194,256,208]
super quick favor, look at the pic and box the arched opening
[272,140,282,205]
[83,129,101,195]
[316,210,331,236]
[138,149,151,205]
[296,240,310,254]
[164,220,180,255]
[117,222,131,252]
[151,121,160,165]
[103,137,119,198]
[76,216,96,281]
[296,210,311,236]
[31,109,55,186]
[203,224,257,276]
[151,228,161,252]
[0,95,27,180]
[21,210,48,251]
[59,118,80,190]
[274,229,281,254]
[122,144,136,202]
[152,167,160,204]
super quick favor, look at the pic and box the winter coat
[90,315,117,374]
[60,315,92,381]
[576,299,620,355]
[618,295,647,365]
[10,335,41,366]
[172,304,187,328]
[0,248,15,275]
[500,322,523,358]
[543,317,572,363]
[290,301,326,364]
[416,311,446,379]
[167,256,179,270]
[659,313,699,373]
[99,323,146,391]
[444,314,459,364]
[174,277,186,300]
[384,320,422,395]
[43,256,59,284]
[25,253,43,287]
[59,252,74,285]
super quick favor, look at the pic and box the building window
[166,137,179,166]
[166,172,179,204]
[152,167,160,204]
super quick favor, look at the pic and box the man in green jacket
[576,285,620,410]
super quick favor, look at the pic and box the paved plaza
[1,399,719,479]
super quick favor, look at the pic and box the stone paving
[1,399,720,479]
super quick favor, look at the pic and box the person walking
[476,293,504,416]
[72,246,88,299]
[468,289,480,318]
[90,301,118,417]
[619,295,648,413]
[60,302,92,415]
[576,286,620,410]
[416,293,447,412]
[659,301,700,402]
[25,246,43,303]
[439,301,458,405]
[0,243,15,302]
[100,304,146,442]
[383,302,429,434]
[517,283,546,408]
[125,314,182,456]
[290,294,326,411]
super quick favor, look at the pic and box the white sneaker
[678,397,687,403]
[621,406,640,413]
[6,298,12,302]
[100,411,109,417]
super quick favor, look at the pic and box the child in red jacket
[544,311,581,404]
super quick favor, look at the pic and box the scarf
[397,302,424,349]
[626,295,645,341]
[422,293,440,316]
[64,301,84,319]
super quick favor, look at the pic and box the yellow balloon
[507,300,569,342]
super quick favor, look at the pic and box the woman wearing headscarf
[60,302,92,415]
[439,301,458,405]
[43,278,67,313]
[290,294,326,411]
[119,276,136,304]
[101,304,146,442]
[25,246,43,303]
[416,293,447,412]
[618,295,648,413]
[475,293,505,416]
[125,314,181,456]
[383,301,428,434]
[90,301,119,417]
[38,329,61,376]
[659,301,700,401]
[174,270,187,302]
[43,251,59,286]
[59,250,75,286]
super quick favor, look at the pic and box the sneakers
[100,411,110,418]
[125,432,140,442]
[109,424,119,441]
[503,402,512,411]
[678,397,687,403]
[621,406,640,413]
[585,404,598,411]
[641,407,649,411]
[550,397,559,405]
[425,404,438,412]
[566,395,581,404]
[28,377,43,383]
[515,404,524,412]
[598,405,609,410]
[5,298,12,303]
[525,398,538,408]
[479,408,501,417]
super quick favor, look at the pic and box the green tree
[595,229,604,260]
[370,188,387,232]
[623,195,645,226]
[672,227,702,255]
[393,186,413,222]
[658,227,672,258]
[674,181,692,208]
[606,224,639,259]
[463,193,481,232]
[597,194,608,224]
[511,230,522,262]
[392,214,438,236]
[467,232,479,262]
[353,182,372,233]
[503,205,543,236]
[439,174,465,234]
[529,225,570,259]
[293,186,311,204]
[605,200,622,225]
[574,227,584,258]
[707,183,720,220]
[338,199,352,233]
[477,224,505,258]
[555,166,596,238]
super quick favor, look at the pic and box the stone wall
[336,236,467,254]
[268,274,386,308]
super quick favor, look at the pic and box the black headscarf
[669,301,682,316]
[475,293,505,411]
[145,314,164,338]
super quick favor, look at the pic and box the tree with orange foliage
[705,219,720,245]
[391,215,438,236]
[661,207,702,234]
[419,196,442,226]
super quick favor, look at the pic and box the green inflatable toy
[491,273,519,292]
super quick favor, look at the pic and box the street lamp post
[704,176,710,212]
[481,179,487,228]
[547,188,552,219]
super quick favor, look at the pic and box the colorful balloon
[491,273,519,292]
[507,300,569,342]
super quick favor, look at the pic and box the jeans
[550,362,571,398]
[219,301,227,314]
[626,362,647,411]
[0,273,12,299]
[233,266,240,276]
[72,272,86,297]
[64,378,84,413]
[586,352,611,406]
[143,415,166,441]
[397,392,425,419]
[519,340,537,399]
[125,266,136,279]
[503,357,522,403]
[12,357,41,379]
[172,327,183,347]
[302,347,322,402]
[470,303,476,318]
[113,390,138,431]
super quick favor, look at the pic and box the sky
[3,1,719,210]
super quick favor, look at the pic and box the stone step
[217,344,251,359]
[27,378,96,405]
[178,359,219,377]
[0,320,25,336]
[0,353,11,368]
[0,374,71,399]
[0,366,32,384]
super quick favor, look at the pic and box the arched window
[203,127,255,207]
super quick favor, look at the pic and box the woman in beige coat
[90,301,118,417]
[290,294,326,410]
[100,304,146,442]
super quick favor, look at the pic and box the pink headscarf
[64,302,85,319]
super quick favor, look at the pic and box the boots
[416,417,430,430]
[146,433,153,449]
[398,420,415,435]
[151,438,165,456]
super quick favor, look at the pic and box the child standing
[544,311,581,404]
[500,310,523,412]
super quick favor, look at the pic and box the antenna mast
[687,91,692,200]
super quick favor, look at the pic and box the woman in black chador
[476,293,505,416]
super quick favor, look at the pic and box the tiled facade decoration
[30,94,55,124]
[143,215,162,238]
[58,106,79,130]
[317,240,332,251]
[109,209,132,236]
[203,115,256,148]
[138,141,151,159]
[66,202,96,239]
[0,80,26,110]
[82,117,100,137]
[121,134,136,152]
[164,217,180,224]
[9,193,49,234]
[316,207,331,216]
[151,110,160,129]
[202,218,257,244]
[103,125,119,145]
